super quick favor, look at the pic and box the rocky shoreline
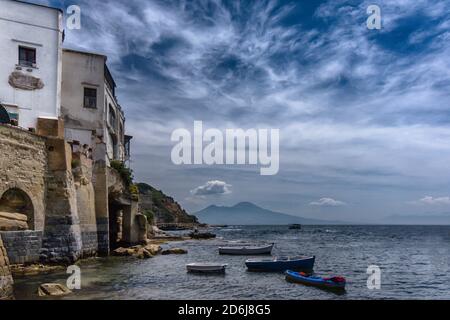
[9,231,195,276]
[5,226,217,298]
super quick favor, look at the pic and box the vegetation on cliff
[136,183,198,225]
[110,160,134,186]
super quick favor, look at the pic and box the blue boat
[245,256,315,272]
[285,270,346,291]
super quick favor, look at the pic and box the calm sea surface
[13,225,450,300]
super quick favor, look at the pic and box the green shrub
[110,160,133,186]
[143,209,154,224]
[71,159,81,169]
[129,184,139,200]
[129,184,139,195]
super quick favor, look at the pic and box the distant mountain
[195,202,341,225]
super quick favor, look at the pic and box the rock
[112,247,133,257]
[38,283,72,297]
[114,244,162,259]
[128,248,138,255]
[0,211,29,231]
[10,264,65,277]
[136,248,152,259]
[161,248,188,255]
[144,244,161,255]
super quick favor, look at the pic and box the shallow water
[13,225,450,300]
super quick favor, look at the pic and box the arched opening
[0,188,34,231]
[108,201,123,250]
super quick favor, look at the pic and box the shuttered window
[84,88,97,109]
[19,46,36,67]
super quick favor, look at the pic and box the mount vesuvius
[194,202,341,225]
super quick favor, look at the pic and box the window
[83,88,97,109]
[108,104,116,128]
[19,46,36,67]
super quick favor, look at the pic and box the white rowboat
[218,243,274,255]
[186,263,228,274]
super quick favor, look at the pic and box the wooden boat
[285,270,346,291]
[246,256,315,272]
[218,243,274,255]
[186,263,228,274]
[289,224,302,230]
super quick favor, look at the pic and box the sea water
[13,225,450,300]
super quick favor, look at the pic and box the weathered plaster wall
[0,234,14,300]
[61,49,106,132]
[0,125,47,231]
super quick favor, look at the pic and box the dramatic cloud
[33,0,450,222]
[310,198,346,207]
[191,180,232,196]
[418,196,450,206]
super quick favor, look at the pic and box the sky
[31,0,450,223]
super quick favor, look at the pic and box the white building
[61,49,131,164]
[0,0,63,130]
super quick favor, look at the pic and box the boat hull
[246,256,315,272]
[186,264,227,274]
[285,270,346,291]
[219,244,274,255]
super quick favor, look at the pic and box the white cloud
[191,180,232,196]
[310,198,346,207]
[418,196,450,206]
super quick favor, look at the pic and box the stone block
[37,117,64,138]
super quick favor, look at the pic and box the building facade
[61,49,130,165]
[0,0,63,130]
[0,1,144,290]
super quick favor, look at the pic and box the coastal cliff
[137,183,198,225]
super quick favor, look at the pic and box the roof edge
[63,48,108,59]
[12,0,64,14]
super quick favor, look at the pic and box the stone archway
[0,188,34,231]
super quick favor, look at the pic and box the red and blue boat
[285,270,346,291]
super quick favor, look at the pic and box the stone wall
[0,125,88,265]
[93,162,109,255]
[0,234,14,300]
[0,231,43,264]
[73,152,98,257]
[0,124,139,265]
[41,168,83,264]
[0,125,47,231]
